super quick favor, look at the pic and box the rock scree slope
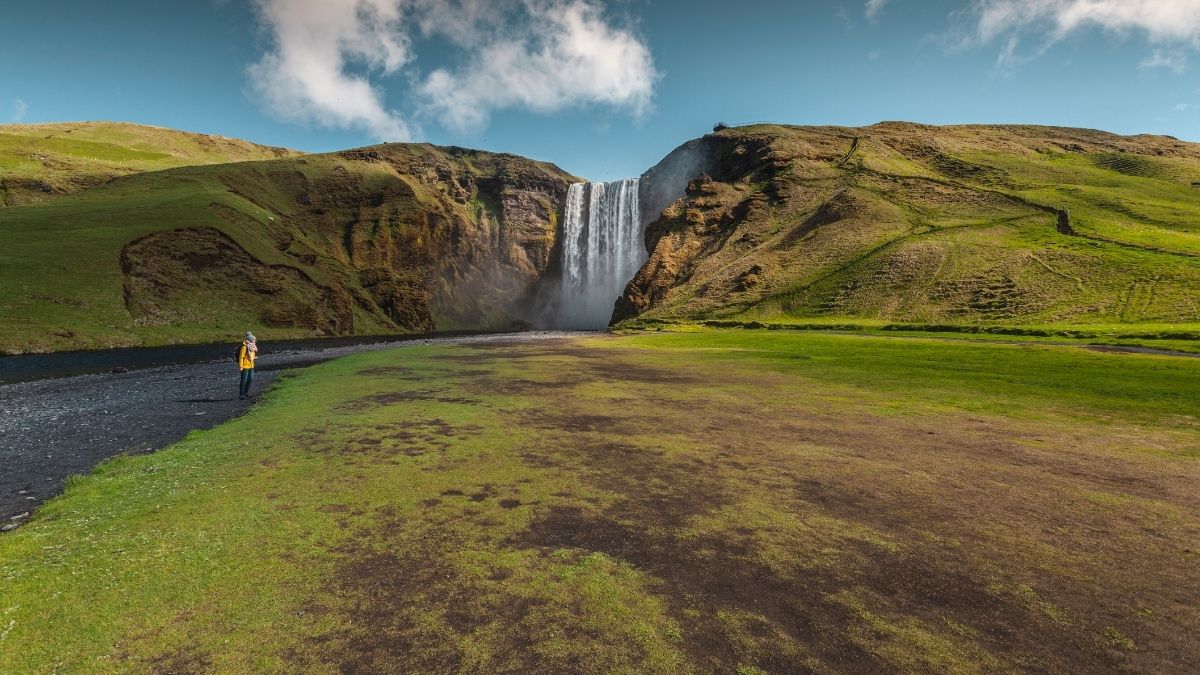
[618,123,1200,327]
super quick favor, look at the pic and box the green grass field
[0,122,297,207]
[2,330,1197,672]
[622,318,1200,354]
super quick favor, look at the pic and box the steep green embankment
[0,121,299,206]
[618,123,1200,331]
[0,138,577,353]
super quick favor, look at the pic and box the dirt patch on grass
[356,365,424,379]
[340,389,485,409]
[467,377,577,396]
[434,395,483,404]
[291,338,1199,672]
[581,355,703,385]
[516,504,868,671]
[431,342,592,364]
[145,644,212,674]
[494,347,1191,671]
[432,350,552,364]
[512,477,1124,672]
[299,518,630,673]
[300,531,489,672]
[339,389,444,409]
[519,410,623,433]
[292,417,480,459]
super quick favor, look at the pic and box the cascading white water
[556,178,644,329]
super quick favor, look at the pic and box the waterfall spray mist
[556,179,644,329]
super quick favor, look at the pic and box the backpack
[235,344,243,363]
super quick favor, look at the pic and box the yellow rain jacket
[239,341,257,370]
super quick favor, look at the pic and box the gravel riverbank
[0,332,579,527]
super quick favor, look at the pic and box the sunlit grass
[2,332,1197,671]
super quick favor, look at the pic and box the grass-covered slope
[0,142,576,353]
[1,332,1197,672]
[0,121,299,206]
[618,123,1200,331]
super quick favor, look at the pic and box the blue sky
[3,0,1199,180]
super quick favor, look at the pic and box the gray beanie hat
[245,332,256,341]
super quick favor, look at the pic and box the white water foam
[555,179,643,329]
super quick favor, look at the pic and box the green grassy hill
[0,140,576,353]
[618,123,1200,336]
[0,121,299,206]
[4,121,1200,354]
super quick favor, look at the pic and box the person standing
[238,332,258,400]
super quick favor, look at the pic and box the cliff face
[616,123,1200,326]
[0,141,577,353]
[125,144,577,337]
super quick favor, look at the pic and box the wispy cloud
[836,6,853,30]
[247,0,658,141]
[1141,49,1189,73]
[416,1,657,133]
[866,0,892,21]
[11,98,27,122]
[959,0,1200,70]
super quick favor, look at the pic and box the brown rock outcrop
[615,123,1200,326]
[123,143,578,337]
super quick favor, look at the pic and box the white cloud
[1141,49,1190,72]
[866,0,892,20]
[11,98,27,122]
[970,0,1200,45]
[1174,102,1191,111]
[416,0,657,132]
[248,0,657,140]
[249,0,413,141]
[961,0,1200,67]
[959,0,1200,73]
[995,34,1025,70]
[836,6,854,31]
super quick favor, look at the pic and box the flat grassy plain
[2,330,1198,673]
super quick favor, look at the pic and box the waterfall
[555,178,644,329]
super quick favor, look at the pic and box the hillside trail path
[0,332,582,527]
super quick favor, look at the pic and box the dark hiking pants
[239,368,255,398]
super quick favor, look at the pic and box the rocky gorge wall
[117,144,580,339]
